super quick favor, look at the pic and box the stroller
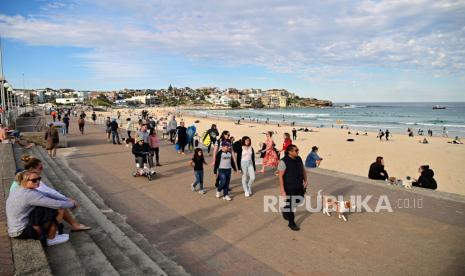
[132,151,156,181]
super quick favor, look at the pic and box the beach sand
[95,107,465,196]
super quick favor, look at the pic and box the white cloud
[0,0,464,81]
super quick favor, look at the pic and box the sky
[0,0,465,102]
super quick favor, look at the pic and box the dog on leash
[319,190,354,222]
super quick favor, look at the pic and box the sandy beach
[93,106,465,196]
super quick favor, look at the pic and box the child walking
[190,148,207,194]
[213,141,237,201]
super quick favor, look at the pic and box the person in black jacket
[235,136,256,197]
[110,119,121,144]
[205,124,219,155]
[412,165,437,190]
[213,142,237,201]
[368,156,389,181]
[278,144,308,231]
[132,137,154,174]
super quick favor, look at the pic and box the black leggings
[152,147,159,164]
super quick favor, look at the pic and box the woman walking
[126,118,133,139]
[280,132,293,157]
[78,115,85,134]
[190,148,207,194]
[45,123,59,158]
[236,136,256,197]
[148,129,161,166]
[259,131,279,173]
[176,121,188,154]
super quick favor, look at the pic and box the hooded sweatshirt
[413,169,437,190]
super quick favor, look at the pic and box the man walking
[168,116,178,144]
[110,119,121,144]
[292,128,297,140]
[278,144,308,231]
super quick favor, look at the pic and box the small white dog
[319,191,355,222]
[404,177,413,189]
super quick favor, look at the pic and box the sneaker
[198,190,206,194]
[223,195,232,201]
[288,224,300,231]
[191,183,196,192]
[245,192,250,197]
[216,191,221,198]
[47,234,69,246]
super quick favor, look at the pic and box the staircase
[12,144,189,276]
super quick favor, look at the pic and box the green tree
[229,100,241,108]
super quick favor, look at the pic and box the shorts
[17,207,58,240]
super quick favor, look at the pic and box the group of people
[368,156,437,190]
[6,155,90,246]
[153,118,326,231]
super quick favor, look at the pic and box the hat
[221,141,231,147]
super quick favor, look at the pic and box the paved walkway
[60,121,465,275]
[0,145,16,276]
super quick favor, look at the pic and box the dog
[122,137,135,147]
[319,191,354,222]
[403,177,413,189]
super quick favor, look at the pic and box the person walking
[385,129,390,141]
[126,118,133,139]
[62,114,70,134]
[292,128,297,140]
[205,124,219,155]
[280,132,293,157]
[258,131,279,173]
[278,144,308,231]
[236,136,256,197]
[168,116,178,144]
[148,129,161,166]
[77,115,85,134]
[91,112,97,124]
[45,123,59,158]
[176,121,188,154]
[190,148,207,194]
[105,117,111,141]
[110,119,121,144]
[214,142,237,201]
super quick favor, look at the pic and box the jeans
[127,130,132,139]
[241,160,255,194]
[193,170,204,190]
[111,130,120,144]
[217,168,232,196]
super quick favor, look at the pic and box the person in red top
[280,132,293,157]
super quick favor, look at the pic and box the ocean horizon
[186,102,465,138]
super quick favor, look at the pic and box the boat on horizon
[432,105,446,110]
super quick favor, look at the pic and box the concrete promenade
[60,121,465,275]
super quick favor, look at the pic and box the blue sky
[0,0,464,102]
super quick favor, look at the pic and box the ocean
[186,102,465,138]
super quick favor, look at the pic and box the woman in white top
[126,118,133,139]
[235,136,256,197]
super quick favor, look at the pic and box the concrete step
[26,147,120,276]
[31,146,147,275]
[30,146,172,275]
[49,150,188,276]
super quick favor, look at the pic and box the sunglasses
[28,177,42,183]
